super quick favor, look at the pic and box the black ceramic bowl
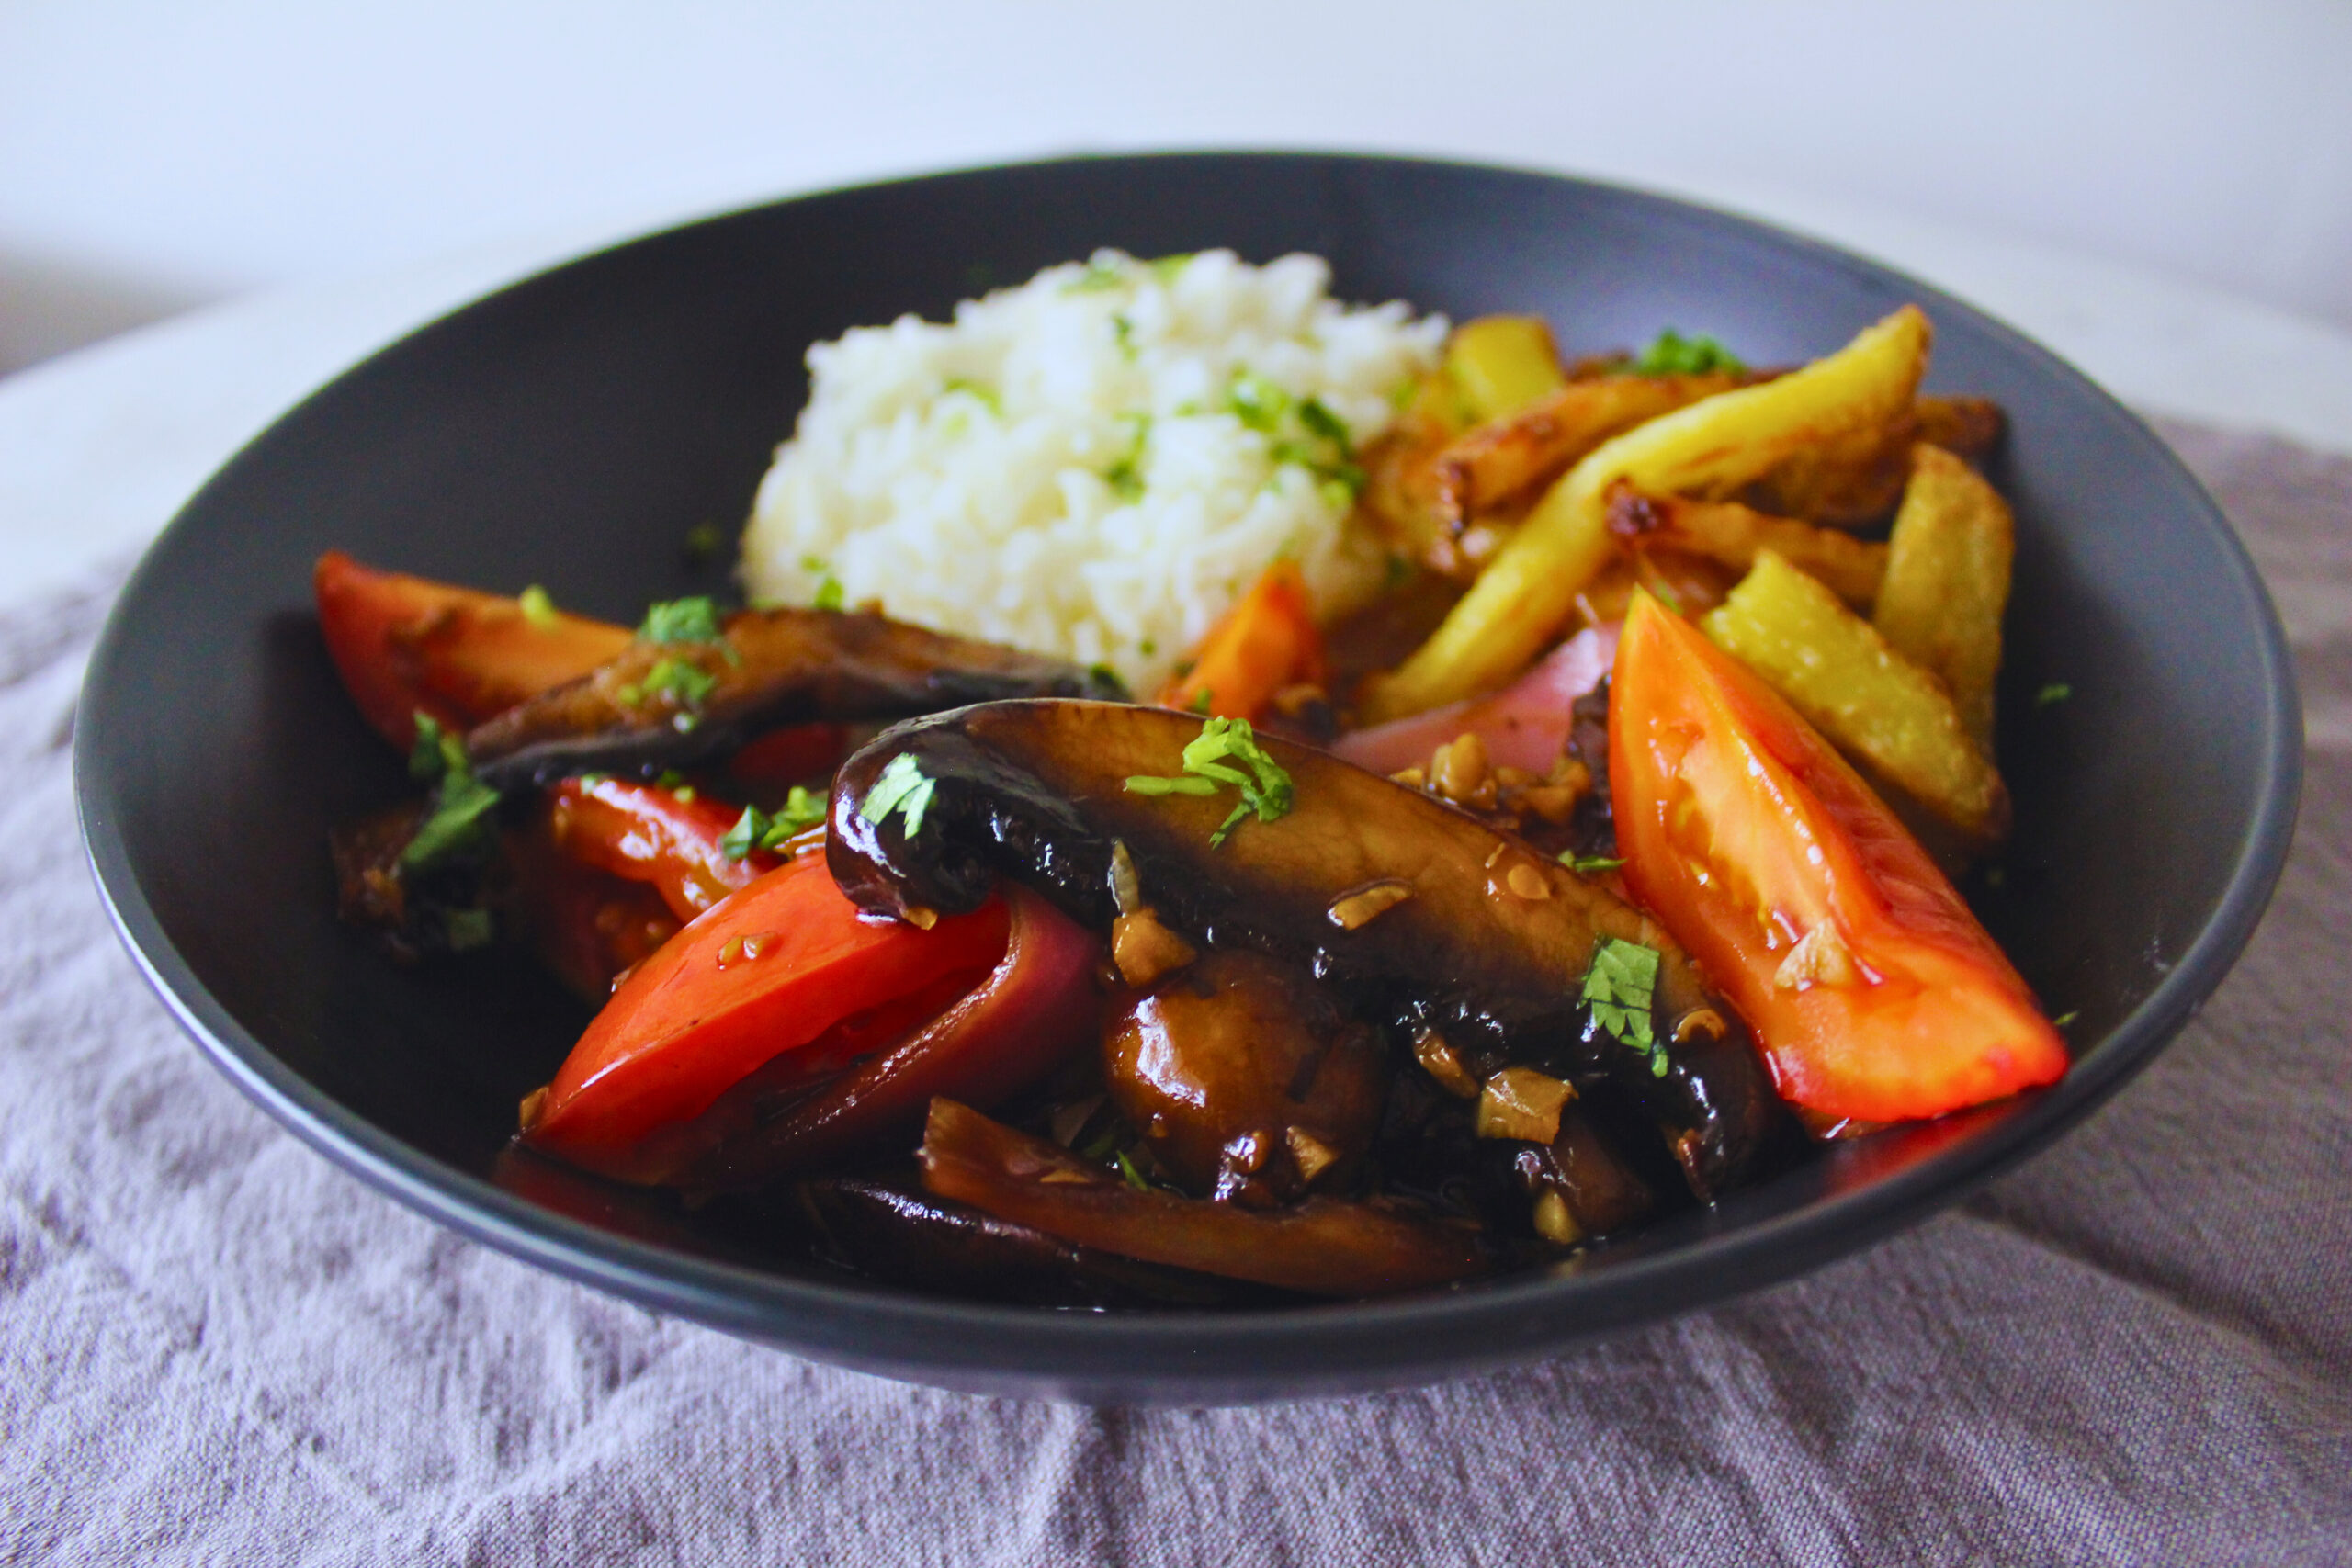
[76,153,2301,1403]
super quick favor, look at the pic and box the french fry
[1624,547,1741,620]
[1445,316,1566,423]
[1916,395,2005,462]
[1741,394,2007,527]
[1701,550,2007,844]
[1872,445,2015,750]
[1605,485,1888,608]
[1431,374,1741,532]
[1362,305,1932,720]
[1358,371,1470,571]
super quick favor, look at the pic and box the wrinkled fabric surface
[2,420,2347,1566]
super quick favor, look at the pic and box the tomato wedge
[1609,590,2065,1125]
[314,550,632,747]
[523,849,1010,1184]
[546,775,772,921]
[1159,559,1326,719]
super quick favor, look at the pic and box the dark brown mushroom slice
[786,1173,1256,1309]
[827,699,1776,1200]
[1512,1108,1660,1244]
[1102,951,1387,1204]
[467,607,1126,790]
[919,1099,1491,1297]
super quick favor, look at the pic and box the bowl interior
[76,154,2299,1402]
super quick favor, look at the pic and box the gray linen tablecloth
[4,419,2346,1565]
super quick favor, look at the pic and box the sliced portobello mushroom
[467,607,1125,789]
[783,1173,1262,1309]
[828,699,1776,1200]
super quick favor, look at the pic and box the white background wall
[4,0,2350,366]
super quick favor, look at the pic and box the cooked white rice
[740,249,1445,693]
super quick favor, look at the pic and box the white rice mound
[741,249,1446,693]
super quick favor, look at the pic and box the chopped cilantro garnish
[718,806,763,862]
[944,378,1001,415]
[1139,639,1158,658]
[442,907,495,952]
[1148,254,1193,284]
[517,584,559,629]
[720,786,828,862]
[1125,716,1295,847]
[1102,413,1151,502]
[1189,688,1214,716]
[1112,313,1137,360]
[1561,852,1626,874]
[1063,259,1125,294]
[1224,369,1290,432]
[638,596,722,645]
[1582,937,1666,1077]
[812,576,845,612]
[1241,384,1363,504]
[2036,682,2073,708]
[2051,1010,2079,1029]
[777,784,827,834]
[1629,328,1746,377]
[408,713,465,784]
[401,767,502,877]
[625,658,718,711]
[859,751,936,839]
[1296,397,1351,451]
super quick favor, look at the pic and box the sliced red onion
[1335,623,1619,776]
[687,885,1100,1190]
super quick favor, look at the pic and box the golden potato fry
[1445,316,1566,423]
[1916,395,2005,461]
[1362,305,1932,720]
[1570,554,1639,630]
[1604,484,1888,608]
[1702,550,2007,844]
[1358,371,1470,570]
[1740,394,2007,527]
[1430,374,1741,531]
[1872,444,2015,750]
[1624,546,1741,620]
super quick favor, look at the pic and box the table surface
[4,201,2347,1565]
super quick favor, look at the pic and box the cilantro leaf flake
[1125,716,1295,847]
[720,785,829,863]
[401,767,503,877]
[1629,328,1746,378]
[638,596,722,645]
[859,752,936,839]
[1582,936,1667,1076]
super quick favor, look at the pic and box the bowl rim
[73,149,2306,1403]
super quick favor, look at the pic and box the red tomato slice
[1609,590,2065,1125]
[547,776,771,922]
[523,849,1010,1183]
[314,550,632,747]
